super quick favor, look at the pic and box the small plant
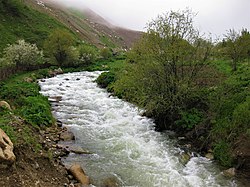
[20,96,54,127]
[175,108,203,130]
[213,141,233,167]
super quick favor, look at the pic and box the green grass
[99,35,116,48]
[0,0,75,53]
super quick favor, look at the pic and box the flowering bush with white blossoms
[3,40,44,67]
[78,45,97,65]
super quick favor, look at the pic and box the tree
[113,9,211,129]
[223,28,250,71]
[44,29,75,67]
[78,45,97,65]
[2,39,44,69]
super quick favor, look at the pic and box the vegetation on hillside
[97,9,250,168]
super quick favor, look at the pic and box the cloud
[48,0,250,38]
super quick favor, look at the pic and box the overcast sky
[51,0,250,38]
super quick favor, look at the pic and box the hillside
[24,0,142,49]
[0,0,73,52]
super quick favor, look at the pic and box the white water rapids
[39,71,239,187]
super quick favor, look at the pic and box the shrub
[3,40,44,68]
[175,108,203,130]
[100,48,112,60]
[78,45,97,66]
[20,96,54,127]
[96,72,115,89]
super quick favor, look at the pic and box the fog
[49,0,250,38]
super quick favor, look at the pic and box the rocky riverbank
[0,109,92,187]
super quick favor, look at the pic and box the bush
[175,108,203,130]
[3,40,44,68]
[20,96,54,127]
[96,72,115,89]
[100,48,112,60]
[78,45,97,66]
[213,141,233,167]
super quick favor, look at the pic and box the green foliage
[99,35,116,48]
[112,9,211,129]
[44,29,75,67]
[213,141,233,167]
[175,108,203,130]
[20,96,54,127]
[96,72,115,89]
[219,28,250,71]
[78,45,97,66]
[100,48,112,60]
[0,69,55,127]
[2,40,44,68]
[0,0,69,52]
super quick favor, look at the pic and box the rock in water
[0,128,16,165]
[0,101,11,111]
[69,164,90,185]
[60,131,75,141]
[223,168,236,177]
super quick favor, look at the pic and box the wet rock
[0,128,16,165]
[60,131,75,141]
[223,167,236,177]
[65,78,70,81]
[180,152,191,165]
[0,101,11,111]
[48,68,64,77]
[76,78,80,81]
[69,146,91,154]
[205,153,214,160]
[49,96,62,102]
[57,120,63,127]
[69,164,90,185]
[101,177,120,187]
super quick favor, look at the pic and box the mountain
[24,0,142,49]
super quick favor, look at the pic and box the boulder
[0,101,11,111]
[223,167,236,177]
[101,177,120,187]
[60,131,75,141]
[69,164,90,185]
[205,153,214,160]
[69,146,91,154]
[0,128,16,165]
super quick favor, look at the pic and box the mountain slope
[0,0,73,52]
[25,0,142,49]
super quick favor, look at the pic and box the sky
[51,0,250,38]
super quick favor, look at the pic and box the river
[39,71,240,187]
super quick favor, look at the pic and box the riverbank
[0,68,91,187]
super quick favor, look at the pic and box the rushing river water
[39,71,240,187]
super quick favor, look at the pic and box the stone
[69,146,91,154]
[101,177,120,187]
[0,101,11,111]
[24,77,33,83]
[180,153,191,165]
[205,153,214,160]
[0,128,16,165]
[69,164,90,185]
[223,167,236,177]
[60,131,75,141]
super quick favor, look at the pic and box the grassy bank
[0,69,55,148]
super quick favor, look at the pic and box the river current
[39,71,239,187]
